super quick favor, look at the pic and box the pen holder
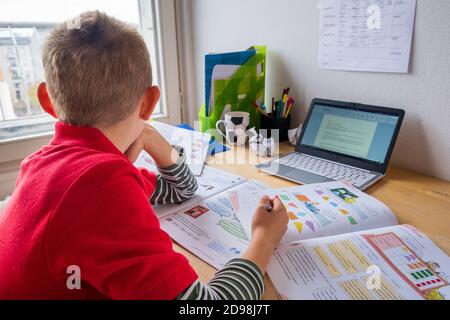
[259,114,291,142]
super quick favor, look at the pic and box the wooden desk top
[173,142,450,300]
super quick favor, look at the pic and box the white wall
[180,0,450,181]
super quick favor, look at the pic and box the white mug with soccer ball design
[216,112,250,146]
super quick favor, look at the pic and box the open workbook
[136,153,449,300]
[233,181,450,300]
[134,154,265,266]
[157,172,267,268]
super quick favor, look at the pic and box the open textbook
[140,155,449,300]
[134,148,263,268]
[152,166,245,219]
[231,182,450,300]
[268,225,450,300]
[159,178,267,269]
[234,181,399,243]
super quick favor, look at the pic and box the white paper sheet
[319,0,416,73]
[134,122,211,176]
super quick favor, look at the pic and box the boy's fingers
[272,196,284,210]
[258,195,271,207]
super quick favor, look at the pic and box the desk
[173,142,450,300]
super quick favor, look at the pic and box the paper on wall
[319,0,416,73]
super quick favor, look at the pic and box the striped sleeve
[150,145,198,205]
[176,258,265,300]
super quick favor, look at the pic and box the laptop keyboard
[275,153,377,188]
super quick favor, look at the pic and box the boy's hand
[124,134,145,163]
[251,196,289,249]
[125,123,179,167]
[241,196,288,273]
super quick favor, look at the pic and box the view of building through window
[0,0,158,140]
[0,23,52,121]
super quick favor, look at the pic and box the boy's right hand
[241,196,288,273]
[251,196,289,250]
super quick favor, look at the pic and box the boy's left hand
[125,124,179,167]
[124,133,145,163]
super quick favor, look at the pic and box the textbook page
[159,180,267,269]
[152,166,245,219]
[135,121,211,176]
[267,225,450,300]
[319,0,416,73]
[235,181,398,243]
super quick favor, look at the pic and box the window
[0,0,181,143]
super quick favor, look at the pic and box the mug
[216,112,250,146]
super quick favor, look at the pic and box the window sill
[0,130,54,146]
[0,112,175,162]
[0,131,53,163]
[0,115,56,142]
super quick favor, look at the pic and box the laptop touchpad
[287,168,333,184]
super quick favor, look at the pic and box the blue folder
[204,48,256,116]
[176,124,230,155]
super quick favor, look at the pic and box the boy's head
[38,11,159,128]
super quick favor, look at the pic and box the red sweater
[0,122,197,299]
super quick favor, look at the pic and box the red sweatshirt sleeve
[45,159,198,300]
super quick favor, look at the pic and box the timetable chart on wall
[364,233,448,295]
[319,0,417,73]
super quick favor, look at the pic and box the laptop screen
[300,104,400,165]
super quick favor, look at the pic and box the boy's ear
[37,82,57,118]
[139,86,160,120]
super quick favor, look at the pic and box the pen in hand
[264,196,280,213]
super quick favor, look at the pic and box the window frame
[146,0,182,125]
[0,0,182,163]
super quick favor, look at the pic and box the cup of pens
[252,87,294,142]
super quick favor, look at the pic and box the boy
[0,11,288,300]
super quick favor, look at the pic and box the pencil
[284,99,294,118]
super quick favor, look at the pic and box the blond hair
[42,11,152,126]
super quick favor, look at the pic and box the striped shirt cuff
[177,258,265,300]
[156,145,186,172]
[150,145,198,205]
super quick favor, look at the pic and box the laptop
[256,98,405,190]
